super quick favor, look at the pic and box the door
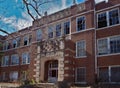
[48,61,58,83]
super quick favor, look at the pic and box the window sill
[96,24,120,30]
[97,53,120,57]
[10,64,19,66]
[75,82,87,84]
[75,56,87,58]
[21,63,30,65]
[71,28,95,35]
[1,65,9,67]
[2,45,31,52]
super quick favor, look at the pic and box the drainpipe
[93,0,98,79]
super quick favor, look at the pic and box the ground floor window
[9,71,18,81]
[75,67,86,83]
[2,72,6,81]
[21,71,27,81]
[99,66,120,83]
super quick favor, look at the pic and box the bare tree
[22,0,55,21]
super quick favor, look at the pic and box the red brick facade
[0,0,120,86]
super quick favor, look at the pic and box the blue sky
[0,0,105,35]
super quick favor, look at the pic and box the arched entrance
[45,60,58,83]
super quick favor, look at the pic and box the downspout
[93,1,98,78]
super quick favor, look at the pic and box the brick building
[0,0,120,86]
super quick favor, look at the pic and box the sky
[0,0,106,35]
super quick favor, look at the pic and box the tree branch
[0,29,9,35]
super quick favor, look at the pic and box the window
[48,26,54,38]
[24,36,29,46]
[99,66,120,83]
[13,39,17,48]
[76,67,86,83]
[97,12,107,28]
[3,42,6,50]
[109,9,119,26]
[9,71,18,81]
[36,29,42,41]
[1,56,9,66]
[11,54,19,65]
[98,38,108,55]
[97,9,119,28]
[29,35,32,44]
[98,35,120,55]
[110,36,120,53]
[77,16,85,31]
[16,37,21,47]
[56,24,61,37]
[99,67,109,82]
[76,40,86,57]
[2,72,6,81]
[64,21,70,35]
[111,67,120,82]
[21,71,27,80]
[3,41,10,50]
[22,52,30,64]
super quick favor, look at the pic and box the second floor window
[16,37,21,47]
[11,54,19,65]
[3,41,10,50]
[56,24,61,37]
[13,39,17,48]
[36,29,42,41]
[48,26,54,38]
[64,21,70,35]
[22,52,30,64]
[1,56,9,66]
[77,16,85,31]
[24,36,29,46]
[76,40,86,57]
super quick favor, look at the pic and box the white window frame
[76,40,86,58]
[1,56,9,67]
[22,52,30,65]
[98,66,120,83]
[36,29,42,41]
[64,21,71,35]
[11,54,19,66]
[97,8,120,29]
[56,23,61,37]
[48,26,54,39]
[23,35,29,46]
[76,16,86,32]
[75,67,86,84]
[21,71,27,80]
[12,39,17,48]
[9,71,18,81]
[97,35,120,56]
